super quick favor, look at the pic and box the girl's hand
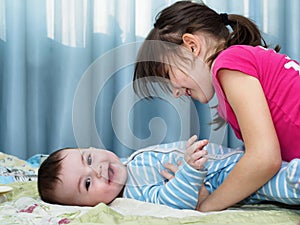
[185,135,208,170]
[196,185,210,210]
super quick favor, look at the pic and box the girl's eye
[87,154,92,165]
[85,177,91,191]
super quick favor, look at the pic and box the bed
[1,149,300,225]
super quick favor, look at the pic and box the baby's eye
[87,154,92,165]
[85,177,91,191]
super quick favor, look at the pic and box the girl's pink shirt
[212,45,300,162]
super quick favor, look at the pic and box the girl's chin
[193,93,212,103]
[190,94,200,101]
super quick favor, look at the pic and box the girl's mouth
[185,88,191,96]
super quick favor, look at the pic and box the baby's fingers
[164,162,179,173]
[161,162,182,181]
[161,170,175,180]
[187,135,198,148]
[192,149,208,160]
[194,139,209,152]
[185,149,208,170]
[191,156,208,170]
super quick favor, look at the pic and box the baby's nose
[100,162,109,181]
[90,165,101,178]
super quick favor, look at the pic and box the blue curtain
[0,0,299,159]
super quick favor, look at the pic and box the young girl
[133,1,300,211]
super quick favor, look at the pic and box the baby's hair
[37,148,71,204]
[133,0,280,128]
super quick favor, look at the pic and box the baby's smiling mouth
[108,166,114,183]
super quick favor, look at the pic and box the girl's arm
[198,69,282,211]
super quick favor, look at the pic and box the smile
[185,88,191,96]
[108,166,114,183]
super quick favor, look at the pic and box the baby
[38,136,300,209]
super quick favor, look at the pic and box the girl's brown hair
[133,0,280,95]
[133,0,279,128]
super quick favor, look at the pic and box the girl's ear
[182,33,200,56]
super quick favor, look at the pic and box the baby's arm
[150,136,208,209]
[144,162,207,209]
[161,135,208,179]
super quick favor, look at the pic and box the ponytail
[208,13,281,65]
[226,14,281,52]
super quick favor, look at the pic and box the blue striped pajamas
[122,142,300,209]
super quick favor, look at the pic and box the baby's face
[54,148,127,206]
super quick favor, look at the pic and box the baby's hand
[161,161,182,181]
[184,135,208,170]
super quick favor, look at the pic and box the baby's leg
[244,158,300,205]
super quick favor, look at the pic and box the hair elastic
[220,13,230,26]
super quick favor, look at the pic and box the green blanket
[72,203,300,225]
[0,150,299,225]
[1,182,300,225]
